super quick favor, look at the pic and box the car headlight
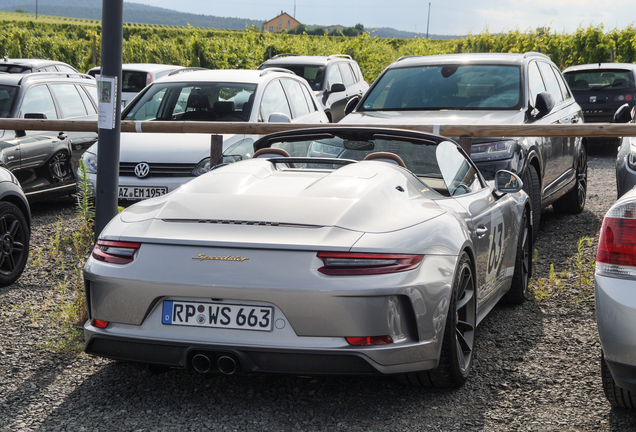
[81,151,98,174]
[191,158,211,176]
[470,140,516,162]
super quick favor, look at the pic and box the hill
[0,0,459,38]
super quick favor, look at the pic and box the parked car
[0,57,78,74]
[258,54,368,122]
[341,52,587,239]
[595,186,636,409]
[80,68,328,205]
[563,63,636,147]
[83,126,531,386]
[86,63,186,108]
[0,166,30,287]
[562,63,636,123]
[613,104,636,198]
[0,71,98,201]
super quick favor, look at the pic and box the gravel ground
[1,144,636,431]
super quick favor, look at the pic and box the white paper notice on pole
[98,75,117,130]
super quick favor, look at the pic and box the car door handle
[475,226,488,238]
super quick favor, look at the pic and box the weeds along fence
[1,19,636,82]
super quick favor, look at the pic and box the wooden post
[211,134,223,166]
[459,136,472,156]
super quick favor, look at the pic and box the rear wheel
[553,146,587,214]
[399,253,476,387]
[601,350,636,409]
[48,151,71,182]
[0,202,30,287]
[505,210,532,305]
[522,164,541,241]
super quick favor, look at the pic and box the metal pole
[426,3,431,39]
[35,0,38,19]
[95,0,123,240]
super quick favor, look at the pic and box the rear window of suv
[564,69,635,91]
[361,64,522,111]
[261,65,325,91]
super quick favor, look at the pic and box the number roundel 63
[486,210,505,281]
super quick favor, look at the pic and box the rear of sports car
[83,159,464,376]
[595,187,636,409]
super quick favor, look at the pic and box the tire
[399,253,476,388]
[48,151,71,182]
[522,164,541,242]
[601,350,636,409]
[553,146,587,214]
[0,201,30,287]
[505,210,532,305]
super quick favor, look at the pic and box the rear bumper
[84,326,439,375]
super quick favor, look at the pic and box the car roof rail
[167,67,208,76]
[259,68,296,77]
[523,52,551,61]
[327,54,352,61]
[269,53,299,60]
[16,72,94,85]
[396,55,425,62]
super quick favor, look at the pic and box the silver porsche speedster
[83,127,531,387]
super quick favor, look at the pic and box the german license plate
[118,186,167,200]
[161,300,273,332]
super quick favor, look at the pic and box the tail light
[596,201,636,278]
[346,336,393,346]
[317,252,423,276]
[92,240,141,264]
[91,319,109,329]
[614,94,635,102]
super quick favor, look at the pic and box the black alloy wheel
[0,201,30,287]
[505,210,532,305]
[553,146,587,214]
[399,252,476,387]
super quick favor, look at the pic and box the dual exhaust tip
[192,353,238,375]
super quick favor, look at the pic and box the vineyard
[1,11,635,82]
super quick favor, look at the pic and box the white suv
[80,68,328,205]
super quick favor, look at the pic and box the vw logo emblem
[134,162,150,178]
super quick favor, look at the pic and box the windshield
[222,131,483,196]
[123,82,257,122]
[262,65,325,91]
[361,64,522,111]
[0,85,18,118]
[564,69,635,92]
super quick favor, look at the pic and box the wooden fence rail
[1,119,636,137]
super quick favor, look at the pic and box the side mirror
[614,103,633,123]
[344,96,360,116]
[534,91,555,118]
[495,170,523,194]
[330,83,346,93]
[268,112,291,123]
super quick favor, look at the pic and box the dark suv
[0,72,98,201]
[341,52,587,238]
[258,54,369,122]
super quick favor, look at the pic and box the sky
[129,0,636,35]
